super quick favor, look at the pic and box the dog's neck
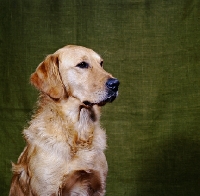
[59,96,101,145]
[26,94,102,151]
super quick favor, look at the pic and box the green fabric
[1,0,200,195]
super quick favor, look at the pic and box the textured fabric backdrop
[1,0,200,195]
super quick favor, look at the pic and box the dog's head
[31,45,119,106]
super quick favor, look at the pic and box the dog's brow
[81,55,89,61]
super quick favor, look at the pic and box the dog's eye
[100,61,103,67]
[76,62,89,69]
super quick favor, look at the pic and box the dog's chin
[83,93,118,107]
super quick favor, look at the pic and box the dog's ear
[30,54,64,99]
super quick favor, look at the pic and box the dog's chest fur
[15,95,107,195]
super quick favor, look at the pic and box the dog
[9,45,119,196]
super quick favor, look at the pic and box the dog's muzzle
[83,78,120,107]
[96,78,120,106]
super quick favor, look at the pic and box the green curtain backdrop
[1,0,200,195]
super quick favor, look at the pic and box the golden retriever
[9,45,119,196]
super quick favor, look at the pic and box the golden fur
[9,45,119,196]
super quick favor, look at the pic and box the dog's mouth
[83,91,118,107]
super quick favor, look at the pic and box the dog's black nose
[106,78,120,92]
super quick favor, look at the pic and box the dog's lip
[82,101,95,107]
[82,101,106,107]
[83,92,118,107]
